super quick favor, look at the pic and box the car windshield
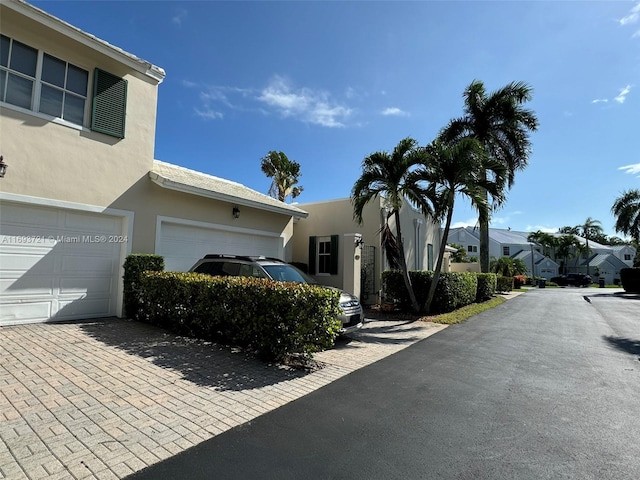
[261,264,317,284]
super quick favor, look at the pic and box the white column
[342,233,362,297]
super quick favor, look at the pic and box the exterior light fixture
[0,156,7,178]
[232,206,240,219]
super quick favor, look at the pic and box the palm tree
[441,80,539,273]
[556,234,581,274]
[413,136,506,313]
[352,137,433,313]
[527,230,558,258]
[580,217,603,275]
[260,151,303,202]
[559,226,580,235]
[612,189,640,243]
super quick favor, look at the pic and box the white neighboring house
[446,227,636,284]
[447,227,559,278]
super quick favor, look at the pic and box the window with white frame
[503,246,510,256]
[624,254,631,261]
[467,245,478,253]
[308,235,338,275]
[318,237,332,274]
[1,34,88,126]
[1,34,126,137]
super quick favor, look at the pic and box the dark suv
[550,273,592,287]
[189,255,364,333]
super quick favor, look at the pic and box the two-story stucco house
[291,197,442,305]
[0,0,307,325]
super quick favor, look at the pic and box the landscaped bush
[620,268,640,293]
[123,254,164,318]
[496,275,513,293]
[513,275,527,289]
[476,273,497,302]
[382,270,478,313]
[137,271,342,361]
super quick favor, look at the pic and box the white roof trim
[4,0,166,83]
[149,161,308,219]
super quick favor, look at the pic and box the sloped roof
[489,229,532,244]
[584,253,629,270]
[6,0,165,82]
[512,249,558,266]
[149,160,308,218]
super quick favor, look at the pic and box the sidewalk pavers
[0,318,446,479]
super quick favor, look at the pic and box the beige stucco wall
[293,197,442,303]
[108,178,295,254]
[0,6,159,208]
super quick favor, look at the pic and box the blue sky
[33,0,640,237]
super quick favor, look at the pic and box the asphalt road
[128,288,640,480]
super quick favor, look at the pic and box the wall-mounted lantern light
[0,156,7,178]
[232,206,240,219]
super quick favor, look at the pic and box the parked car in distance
[549,273,592,287]
[189,254,364,334]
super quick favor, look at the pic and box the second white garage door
[157,220,283,272]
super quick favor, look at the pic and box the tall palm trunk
[425,193,455,313]
[394,209,420,313]
[585,237,590,275]
[477,181,490,273]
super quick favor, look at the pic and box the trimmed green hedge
[620,268,640,293]
[137,271,342,361]
[123,254,164,318]
[496,275,513,293]
[382,271,478,313]
[476,273,498,302]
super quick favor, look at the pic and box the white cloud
[257,76,351,127]
[194,108,223,120]
[614,84,632,103]
[591,85,632,105]
[451,218,478,229]
[619,2,640,25]
[525,225,558,233]
[619,163,640,176]
[189,76,352,127]
[381,107,409,117]
[172,8,188,26]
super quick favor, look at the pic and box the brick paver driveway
[0,317,446,479]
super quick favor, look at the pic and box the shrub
[123,254,164,318]
[620,268,640,293]
[137,272,342,361]
[476,273,497,301]
[513,275,527,289]
[496,275,513,293]
[382,270,477,313]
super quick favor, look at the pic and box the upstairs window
[624,254,631,261]
[1,35,38,109]
[467,245,478,253]
[503,246,510,256]
[39,53,88,125]
[1,34,125,137]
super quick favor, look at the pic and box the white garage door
[0,202,124,326]
[158,221,282,272]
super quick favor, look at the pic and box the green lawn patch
[424,296,506,325]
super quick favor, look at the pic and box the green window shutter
[330,235,339,275]
[91,68,127,138]
[308,236,317,274]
